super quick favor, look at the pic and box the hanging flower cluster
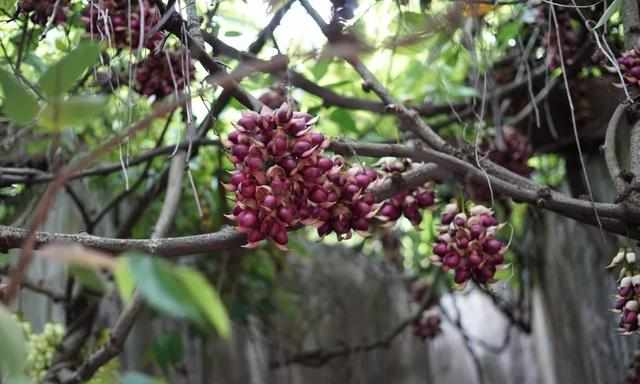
[225,105,437,249]
[609,248,640,334]
[537,6,580,70]
[431,203,507,285]
[617,49,640,88]
[18,0,68,26]
[377,159,436,225]
[134,50,195,99]
[409,279,442,340]
[81,0,163,49]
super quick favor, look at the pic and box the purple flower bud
[292,140,312,156]
[310,132,324,145]
[355,174,371,188]
[263,195,277,209]
[272,228,288,245]
[310,187,328,203]
[444,253,461,268]
[240,183,256,198]
[380,203,401,220]
[276,103,293,124]
[454,269,470,284]
[352,217,369,231]
[441,212,456,225]
[238,113,258,131]
[480,214,498,227]
[469,251,483,265]
[286,118,306,135]
[280,157,297,173]
[469,224,484,239]
[318,222,332,236]
[232,144,249,160]
[228,130,239,144]
[245,155,263,170]
[416,191,434,208]
[230,172,246,186]
[247,230,265,243]
[483,239,503,255]
[238,210,257,228]
[278,207,295,224]
[303,167,322,181]
[318,157,333,171]
[433,243,448,256]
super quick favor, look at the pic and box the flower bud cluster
[226,105,437,248]
[376,159,436,226]
[409,279,441,340]
[25,322,65,383]
[431,203,507,285]
[617,49,640,88]
[538,6,580,70]
[82,0,163,49]
[18,0,68,26]
[134,50,195,99]
[615,275,640,333]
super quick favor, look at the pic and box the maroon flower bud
[454,269,470,284]
[380,203,401,220]
[278,207,295,224]
[238,210,258,228]
[352,217,369,231]
[469,251,483,265]
[443,253,461,268]
[303,167,322,181]
[310,187,328,203]
[293,140,312,156]
[276,104,293,124]
[232,144,249,160]
[247,230,265,243]
[318,157,333,171]
[245,155,263,170]
[483,239,503,255]
[469,224,484,239]
[240,183,256,198]
[280,157,297,173]
[310,132,325,145]
[355,174,371,188]
[228,130,239,144]
[441,212,455,225]
[318,222,332,237]
[433,243,448,256]
[230,172,246,186]
[238,113,258,131]
[286,119,306,135]
[272,228,288,245]
[263,195,278,209]
[416,191,435,208]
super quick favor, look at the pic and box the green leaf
[116,253,231,337]
[121,372,163,384]
[177,267,231,338]
[311,60,330,81]
[0,68,40,124]
[0,305,27,377]
[329,109,357,134]
[127,255,202,321]
[0,0,16,12]
[39,95,107,131]
[37,41,101,98]
[68,265,106,293]
[114,257,135,302]
[224,31,242,37]
[594,0,622,29]
[148,333,184,369]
